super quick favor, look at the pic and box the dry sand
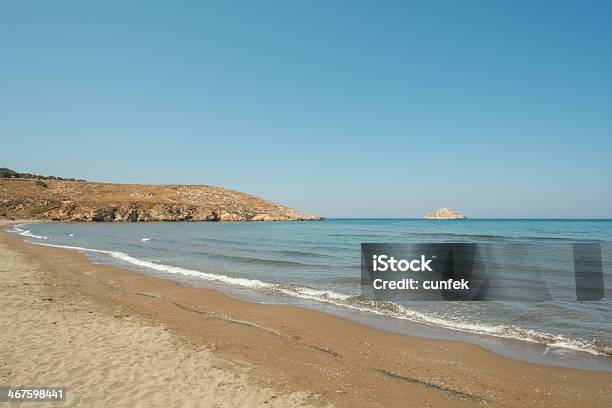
[0,221,313,407]
[1,220,611,407]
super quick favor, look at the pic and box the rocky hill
[0,179,323,222]
[424,208,467,220]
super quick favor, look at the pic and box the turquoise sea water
[12,219,612,370]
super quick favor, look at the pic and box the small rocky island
[424,208,467,220]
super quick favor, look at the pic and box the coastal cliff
[0,179,323,222]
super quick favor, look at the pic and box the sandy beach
[1,220,611,408]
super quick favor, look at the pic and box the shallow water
[13,219,612,370]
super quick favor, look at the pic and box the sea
[10,219,612,372]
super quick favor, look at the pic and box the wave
[515,236,589,242]
[319,275,362,285]
[192,237,241,245]
[15,227,611,357]
[415,232,503,240]
[274,249,334,258]
[413,232,601,243]
[207,252,325,268]
[10,225,48,240]
[278,292,612,357]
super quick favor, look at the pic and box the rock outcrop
[250,214,275,221]
[0,179,323,222]
[424,208,467,220]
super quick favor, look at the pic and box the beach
[1,220,611,408]
[3,1,610,406]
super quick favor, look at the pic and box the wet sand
[1,220,611,407]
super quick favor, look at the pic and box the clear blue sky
[1,1,611,218]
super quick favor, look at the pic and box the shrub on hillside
[0,167,19,178]
[0,166,85,182]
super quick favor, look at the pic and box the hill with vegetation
[0,168,322,222]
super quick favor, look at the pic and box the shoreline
[2,221,611,407]
[11,221,612,369]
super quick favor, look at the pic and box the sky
[1,0,611,218]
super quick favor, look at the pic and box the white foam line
[108,250,275,290]
[12,226,48,240]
